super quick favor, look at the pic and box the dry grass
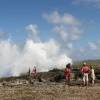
[0,83,100,100]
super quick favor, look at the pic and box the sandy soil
[0,83,100,100]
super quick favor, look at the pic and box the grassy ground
[0,83,100,100]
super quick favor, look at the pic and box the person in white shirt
[90,66,95,86]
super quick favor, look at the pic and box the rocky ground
[0,81,100,100]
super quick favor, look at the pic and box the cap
[83,62,86,65]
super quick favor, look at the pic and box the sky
[0,0,100,76]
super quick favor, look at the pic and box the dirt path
[0,83,100,100]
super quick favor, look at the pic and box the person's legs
[68,76,71,86]
[92,74,95,86]
[83,74,85,86]
[92,76,95,86]
[86,74,89,86]
[92,79,94,86]
[63,76,68,90]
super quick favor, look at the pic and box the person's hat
[83,62,86,65]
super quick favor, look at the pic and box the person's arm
[64,68,66,76]
[80,67,83,73]
[93,69,96,79]
[88,66,91,74]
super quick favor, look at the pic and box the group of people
[64,62,95,86]
[30,62,95,86]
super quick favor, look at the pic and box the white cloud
[26,24,40,41]
[53,25,82,41]
[72,0,100,8]
[43,11,82,42]
[43,11,80,25]
[42,11,84,61]
[62,13,80,25]
[88,42,97,50]
[0,39,72,77]
[67,26,82,40]
[43,11,61,24]
[26,24,39,35]
[53,26,68,41]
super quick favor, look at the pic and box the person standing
[31,66,37,79]
[90,66,95,86]
[64,63,72,86]
[80,62,90,86]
